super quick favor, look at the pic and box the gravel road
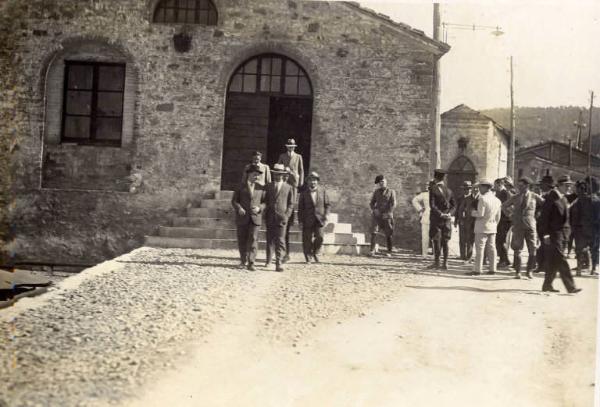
[0,247,597,407]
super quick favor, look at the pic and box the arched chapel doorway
[221,54,313,191]
[447,155,477,195]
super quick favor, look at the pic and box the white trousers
[474,232,497,274]
[421,221,430,256]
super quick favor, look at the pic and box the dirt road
[123,250,598,407]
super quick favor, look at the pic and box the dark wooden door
[221,94,270,191]
[266,97,312,172]
[447,172,476,197]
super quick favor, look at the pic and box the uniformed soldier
[428,169,456,270]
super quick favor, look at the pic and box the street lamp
[442,23,504,42]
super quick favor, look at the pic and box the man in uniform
[264,164,294,272]
[454,181,476,261]
[502,176,544,279]
[412,181,431,258]
[278,138,304,263]
[428,169,455,270]
[231,165,267,271]
[495,177,514,269]
[241,151,271,187]
[369,175,397,256]
[298,172,330,263]
[539,175,581,293]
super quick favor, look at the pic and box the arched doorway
[447,155,477,195]
[221,54,313,191]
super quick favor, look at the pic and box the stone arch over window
[448,155,476,173]
[152,0,218,25]
[41,38,138,190]
[447,155,477,195]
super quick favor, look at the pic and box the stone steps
[145,190,369,255]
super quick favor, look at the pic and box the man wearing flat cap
[428,168,456,270]
[455,180,476,261]
[369,175,397,256]
[231,164,267,271]
[502,176,544,279]
[264,164,295,272]
[538,175,581,293]
[468,179,502,275]
[278,138,305,263]
[298,171,330,263]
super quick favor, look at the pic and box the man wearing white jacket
[467,179,502,276]
[412,182,431,257]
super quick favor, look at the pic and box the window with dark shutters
[61,61,125,146]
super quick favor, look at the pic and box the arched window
[449,155,476,173]
[228,55,312,97]
[153,0,218,25]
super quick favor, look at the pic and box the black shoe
[304,256,312,264]
[524,271,533,279]
[313,254,320,263]
[275,263,284,272]
[441,263,448,270]
[427,262,440,270]
[542,287,559,293]
[568,288,582,294]
[247,263,256,271]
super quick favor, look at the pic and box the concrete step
[323,222,352,234]
[144,236,369,255]
[187,207,234,217]
[214,190,235,200]
[159,227,302,240]
[172,217,236,228]
[199,199,232,209]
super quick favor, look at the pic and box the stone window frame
[228,54,313,97]
[43,40,136,149]
[151,0,218,25]
[448,155,477,173]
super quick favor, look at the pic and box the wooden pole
[508,56,516,179]
[587,91,594,175]
[431,3,442,175]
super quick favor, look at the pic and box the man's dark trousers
[236,223,259,265]
[266,224,286,264]
[303,223,324,258]
[496,220,511,264]
[542,230,576,291]
[459,224,474,260]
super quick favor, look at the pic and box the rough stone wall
[440,116,489,177]
[1,0,444,264]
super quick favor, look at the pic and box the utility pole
[507,56,516,179]
[431,3,442,175]
[587,91,594,175]
[574,109,586,149]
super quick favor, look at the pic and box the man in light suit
[467,179,502,276]
[265,164,295,272]
[241,151,271,187]
[231,165,266,271]
[502,176,544,279]
[412,181,431,258]
[278,138,305,263]
[298,172,330,263]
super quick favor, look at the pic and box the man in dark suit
[428,168,455,270]
[298,171,330,263]
[265,163,295,272]
[278,138,305,263]
[454,181,476,261]
[231,164,266,271]
[495,177,514,268]
[369,174,397,256]
[538,175,581,293]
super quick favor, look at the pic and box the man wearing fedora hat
[534,174,557,273]
[428,168,456,270]
[278,138,305,263]
[369,175,397,256]
[264,164,295,272]
[502,176,544,279]
[467,179,502,276]
[298,171,330,263]
[538,174,581,293]
[231,164,267,271]
[455,180,476,261]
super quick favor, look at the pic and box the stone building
[0,0,448,266]
[516,141,600,181]
[441,104,509,193]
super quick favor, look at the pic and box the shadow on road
[406,285,539,294]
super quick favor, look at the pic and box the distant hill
[481,106,600,154]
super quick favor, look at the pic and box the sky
[354,0,600,112]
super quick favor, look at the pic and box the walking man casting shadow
[265,164,294,272]
[298,172,330,263]
[231,164,266,271]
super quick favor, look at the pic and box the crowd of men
[231,142,598,293]
[413,169,599,293]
